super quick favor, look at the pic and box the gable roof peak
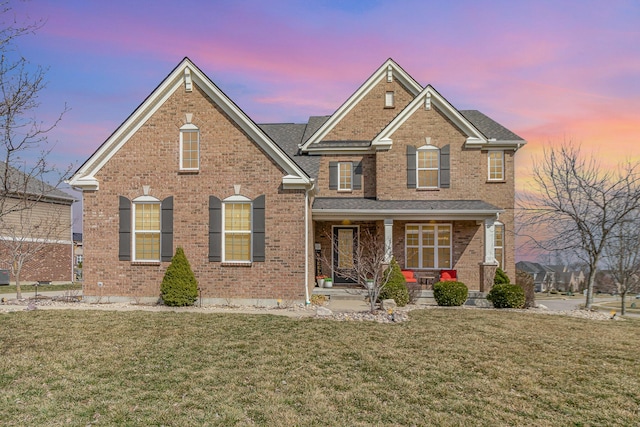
[300,58,423,151]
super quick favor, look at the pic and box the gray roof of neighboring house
[0,162,75,203]
[313,197,501,212]
[516,261,553,274]
[459,110,524,141]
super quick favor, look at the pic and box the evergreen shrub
[494,267,510,285]
[487,283,525,309]
[160,247,198,307]
[433,281,468,306]
[379,258,409,306]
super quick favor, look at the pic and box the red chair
[439,269,457,282]
[401,269,418,283]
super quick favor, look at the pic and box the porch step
[312,287,368,301]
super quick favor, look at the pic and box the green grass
[0,309,638,426]
[0,283,82,295]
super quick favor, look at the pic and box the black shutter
[161,197,174,261]
[353,161,362,190]
[252,195,266,262]
[209,196,222,262]
[118,196,131,261]
[440,144,450,188]
[407,145,417,189]
[329,162,338,190]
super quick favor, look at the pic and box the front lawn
[0,309,638,426]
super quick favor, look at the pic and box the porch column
[384,219,393,262]
[484,218,497,265]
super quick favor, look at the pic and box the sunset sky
[7,0,640,255]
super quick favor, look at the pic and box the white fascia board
[373,86,487,147]
[282,175,312,189]
[67,176,99,191]
[371,137,393,151]
[312,208,503,221]
[300,59,422,152]
[69,58,310,189]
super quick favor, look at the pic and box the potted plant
[316,275,326,288]
[365,278,374,290]
[324,277,333,288]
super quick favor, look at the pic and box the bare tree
[604,213,640,315]
[0,2,69,219]
[518,142,640,309]
[321,224,394,312]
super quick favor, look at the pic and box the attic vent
[184,68,193,92]
[425,93,431,110]
[387,65,393,82]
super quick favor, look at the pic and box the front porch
[311,285,491,307]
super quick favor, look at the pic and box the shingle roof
[459,110,524,141]
[313,197,501,212]
[0,162,75,203]
[259,123,321,178]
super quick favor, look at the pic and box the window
[133,202,161,261]
[488,151,504,181]
[494,222,504,268]
[385,91,395,108]
[405,224,451,269]
[417,146,439,188]
[223,201,252,262]
[180,124,199,170]
[338,162,352,191]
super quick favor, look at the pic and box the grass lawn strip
[0,309,638,426]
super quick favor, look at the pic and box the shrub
[379,258,409,307]
[433,281,468,306]
[487,283,525,309]
[494,267,510,285]
[516,269,536,308]
[160,247,198,307]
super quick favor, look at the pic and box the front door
[333,226,358,284]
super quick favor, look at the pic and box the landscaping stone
[381,299,397,310]
[316,306,333,316]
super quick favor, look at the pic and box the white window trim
[405,223,452,269]
[180,123,200,171]
[416,145,440,189]
[494,221,504,268]
[487,150,504,181]
[337,162,353,192]
[222,196,252,263]
[132,199,161,262]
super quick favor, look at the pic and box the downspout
[303,179,316,306]
[304,186,310,305]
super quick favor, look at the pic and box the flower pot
[324,279,333,288]
[366,279,374,290]
[317,278,325,288]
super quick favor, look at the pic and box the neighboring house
[0,162,75,283]
[69,58,525,304]
[516,261,555,292]
[548,265,585,292]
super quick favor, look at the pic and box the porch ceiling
[312,197,503,221]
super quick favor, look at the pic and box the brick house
[0,162,75,284]
[69,58,525,304]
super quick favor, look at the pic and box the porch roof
[312,197,503,221]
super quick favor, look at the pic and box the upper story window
[180,123,200,170]
[329,161,362,192]
[417,146,439,189]
[133,198,161,262]
[338,162,353,191]
[488,151,504,181]
[223,198,252,262]
[385,91,395,108]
